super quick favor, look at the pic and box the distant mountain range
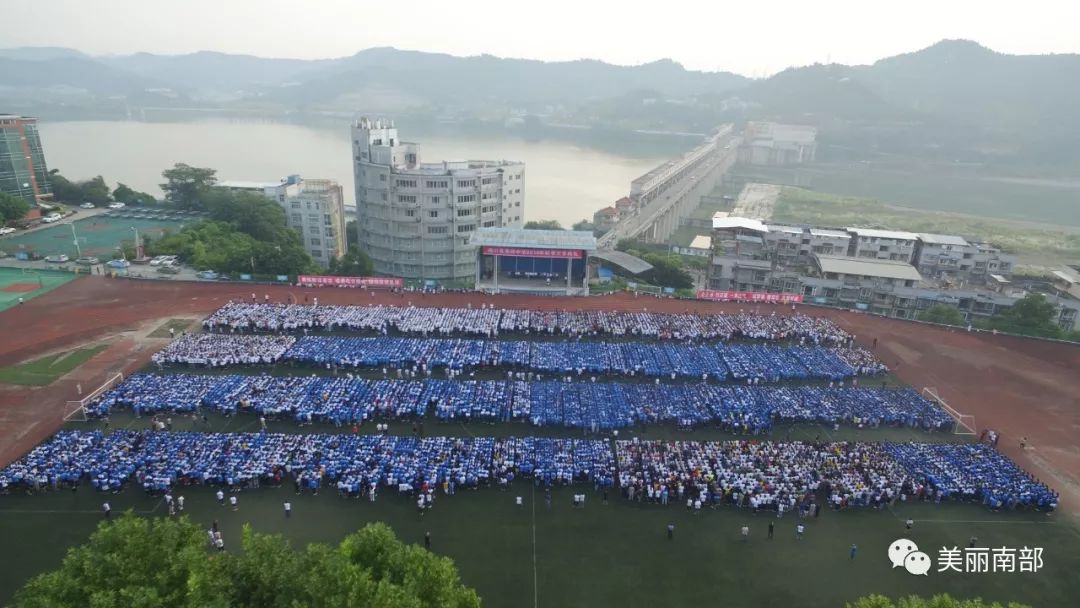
[1,40,1077,163]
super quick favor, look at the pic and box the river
[37,120,681,226]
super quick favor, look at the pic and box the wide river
[38,120,681,226]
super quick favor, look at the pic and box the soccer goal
[64,372,124,422]
[922,386,976,436]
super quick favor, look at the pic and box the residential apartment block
[220,175,347,267]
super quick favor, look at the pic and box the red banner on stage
[298,275,404,288]
[696,290,803,304]
[482,246,583,259]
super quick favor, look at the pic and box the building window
[311,249,322,258]
[290,213,302,224]
[457,179,476,188]
[456,224,474,233]
[310,237,322,246]
[456,194,476,203]
[379,174,386,182]
[425,180,448,189]
[404,209,415,217]
[396,179,417,188]
[482,177,496,185]
[428,226,448,235]
[429,210,438,218]
[290,201,300,209]
[325,227,335,237]
[482,205,496,213]
[398,195,417,204]
[324,214,332,225]
[456,208,473,217]
[309,225,320,234]
[308,214,320,224]
[482,220,496,228]
[430,196,441,205]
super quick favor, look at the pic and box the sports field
[1,414,1078,608]
[0,267,76,311]
[0,215,190,260]
[1,279,1078,607]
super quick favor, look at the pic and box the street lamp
[130,226,141,260]
[70,222,81,257]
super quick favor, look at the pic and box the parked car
[45,254,70,263]
[75,256,100,266]
[0,227,15,235]
[157,264,181,274]
[106,259,130,269]
[79,202,96,209]
[107,202,126,209]
[196,270,220,280]
[42,213,63,223]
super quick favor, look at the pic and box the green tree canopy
[918,304,965,326]
[0,192,32,222]
[523,219,563,230]
[113,183,158,205]
[150,187,316,276]
[847,593,1031,608]
[46,170,112,205]
[571,219,594,232]
[46,170,82,203]
[986,292,1062,338]
[15,516,480,608]
[161,163,217,209]
[329,245,375,276]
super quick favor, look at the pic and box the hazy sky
[7,0,1079,76]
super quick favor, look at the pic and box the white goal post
[64,372,124,422]
[922,386,976,435]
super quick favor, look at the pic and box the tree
[847,594,1031,608]
[0,192,32,223]
[345,220,359,248]
[80,175,111,205]
[113,183,158,205]
[15,516,480,608]
[47,170,82,203]
[986,293,1062,339]
[161,163,217,209]
[919,304,965,326]
[523,219,563,230]
[329,245,374,276]
[571,219,594,232]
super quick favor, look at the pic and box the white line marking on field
[531,482,539,608]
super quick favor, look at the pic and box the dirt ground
[1,276,1077,514]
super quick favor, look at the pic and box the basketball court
[0,215,189,260]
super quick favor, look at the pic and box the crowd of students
[1,431,1053,512]
[152,334,296,368]
[883,442,1058,510]
[87,373,953,432]
[615,439,1057,513]
[203,302,855,344]
[0,431,614,496]
[154,333,885,381]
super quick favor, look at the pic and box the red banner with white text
[298,275,404,288]
[696,290,803,303]
[482,246,583,259]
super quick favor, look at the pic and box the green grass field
[0,344,108,386]
[2,404,1078,608]
[731,163,1080,230]
[0,267,77,311]
[3,342,1078,607]
[770,187,1080,266]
